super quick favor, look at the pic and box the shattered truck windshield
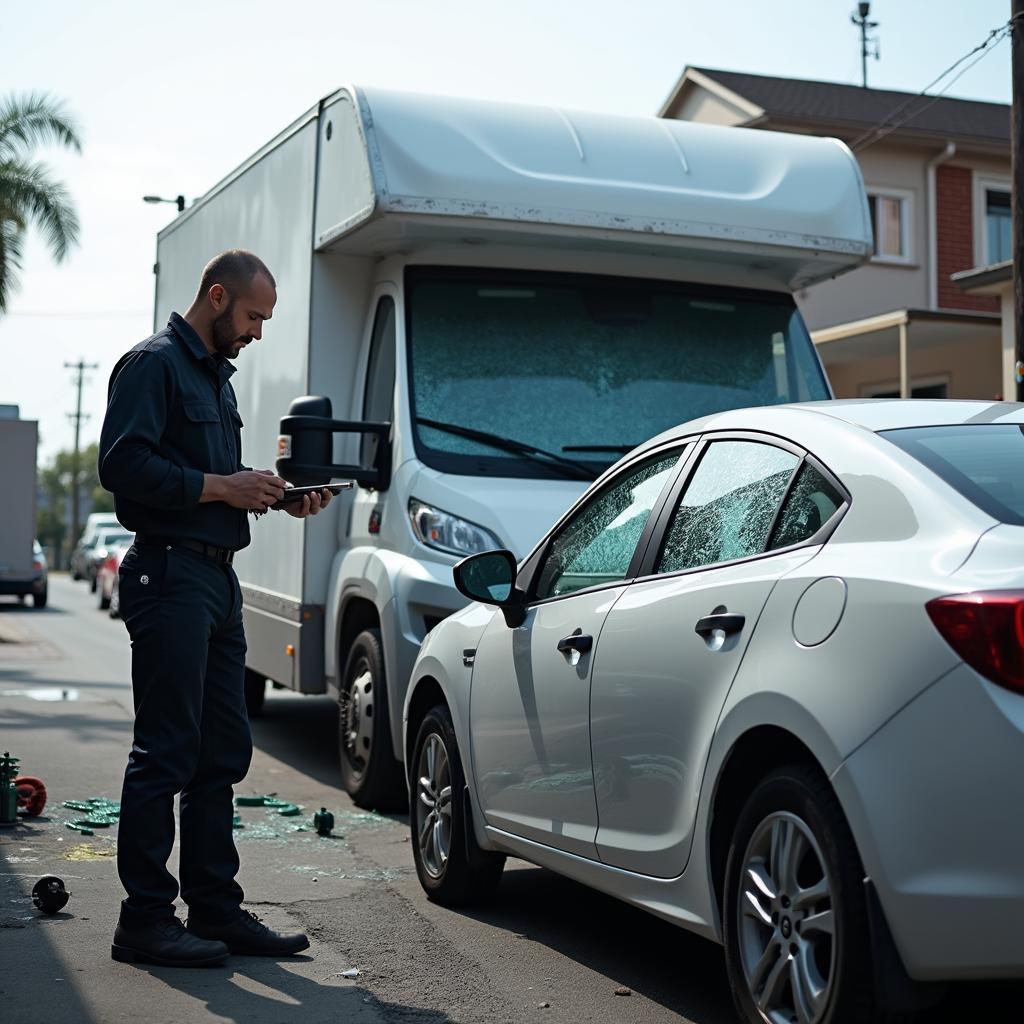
[406,268,829,479]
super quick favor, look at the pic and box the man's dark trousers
[116,540,252,925]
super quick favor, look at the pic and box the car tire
[244,669,267,717]
[338,628,405,810]
[722,764,876,1024]
[410,704,504,906]
[89,573,97,594]
[32,586,47,609]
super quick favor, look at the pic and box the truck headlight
[408,498,502,556]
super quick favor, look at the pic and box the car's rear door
[589,437,847,877]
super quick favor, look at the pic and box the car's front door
[469,448,685,858]
[589,439,846,877]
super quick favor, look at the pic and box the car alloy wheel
[737,811,835,1024]
[724,765,875,1024]
[415,732,453,879]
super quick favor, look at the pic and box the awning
[811,307,1001,397]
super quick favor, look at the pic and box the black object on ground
[32,875,70,914]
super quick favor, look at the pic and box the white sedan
[403,400,1024,1023]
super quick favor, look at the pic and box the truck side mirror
[276,395,392,490]
[453,550,527,628]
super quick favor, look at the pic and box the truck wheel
[722,765,875,1024]
[244,669,267,717]
[339,628,405,810]
[32,588,47,609]
[410,704,504,906]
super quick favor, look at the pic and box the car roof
[637,399,1024,453]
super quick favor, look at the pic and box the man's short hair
[197,249,276,300]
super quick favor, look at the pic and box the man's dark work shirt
[99,313,250,551]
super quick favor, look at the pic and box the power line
[851,14,1021,153]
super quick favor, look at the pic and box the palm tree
[0,93,82,313]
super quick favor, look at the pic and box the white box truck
[0,408,44,607]
[153,87,871,807]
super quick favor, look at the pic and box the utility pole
[851,2,880,88]
[64,359,99,558]
[1013,0,1024,400]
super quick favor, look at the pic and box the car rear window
[881,424,1024,525]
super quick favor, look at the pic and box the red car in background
[97,539,133,617]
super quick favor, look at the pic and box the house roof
[662,67,1010,148]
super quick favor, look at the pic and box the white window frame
[866,187,915,265]
[973,173,1012,268]
[859,373,950,399]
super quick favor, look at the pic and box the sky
[1,0,1015,464]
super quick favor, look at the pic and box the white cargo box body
[315,87,871,288]
[154,85,870,691]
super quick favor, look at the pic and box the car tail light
[927,591,1024,695]
[33,559,43,571]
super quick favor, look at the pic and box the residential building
[660,67,1011,399]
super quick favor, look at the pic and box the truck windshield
[406,268,829,478]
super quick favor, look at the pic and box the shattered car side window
[536,452,682,599]
[657,441,798,574]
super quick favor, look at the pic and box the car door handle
[557,632,593,655]
[694,613,746,638]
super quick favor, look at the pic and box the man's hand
[202,470,287,511]
[284,488,334,519]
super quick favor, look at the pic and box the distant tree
[0,93,82,312]
[36,441,113,565]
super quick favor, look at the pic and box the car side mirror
[453,550,527,628]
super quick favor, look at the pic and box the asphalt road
[1,577,1020,1024]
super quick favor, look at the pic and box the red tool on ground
[14,776,47,817]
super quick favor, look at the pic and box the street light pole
[1012,0,1024,400]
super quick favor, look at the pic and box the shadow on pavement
[142,957,452,1023]
[461,864,733,1023]
[249,695,341,792]
[0,602,68,615]
[0,839,100,1024]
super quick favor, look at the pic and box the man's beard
[211,302,245,358]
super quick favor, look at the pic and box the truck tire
[32,587,47,609]
[410,704,504,906]
[339,628,405,810]
[244,669,267,717]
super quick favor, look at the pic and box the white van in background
[152,86,872,807]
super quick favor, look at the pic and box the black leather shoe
[112,916,229,966]
[187,909,310,956]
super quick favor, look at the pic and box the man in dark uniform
[99,250,333,967]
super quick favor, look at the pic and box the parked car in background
[404,399,1024,1022]
[71,513,121,581]
[86,528,133,593]
[31,540,48,608]
[97,539,132,614]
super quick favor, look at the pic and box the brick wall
[935,165,999,312]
